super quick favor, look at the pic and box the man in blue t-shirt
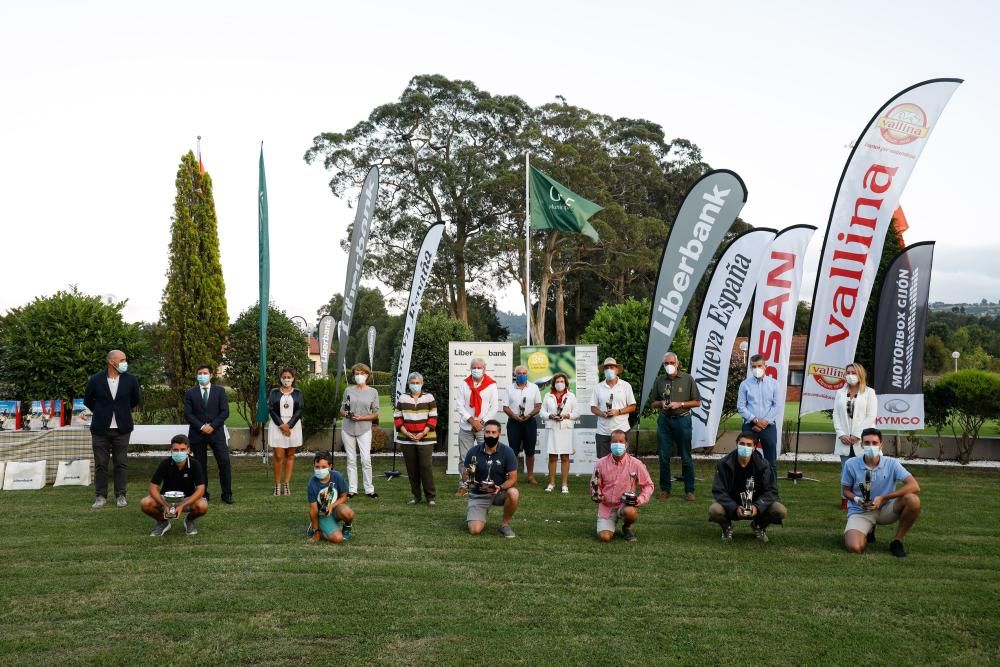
[841,428,922,558]
[462,420,520,538]
[307,452,355,543]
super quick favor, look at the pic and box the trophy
[859,469,873,507]
[605,394,614,418]
[555,394,565,419]
[317,482,337,514]
[21,411,32,431]
[474,460,497,494]
[40,410,52,430]
[518,396,526,419]
[590,469,602,503]
[740,476,755,516]
[0,410,8,431]
[621,472,639,506]
[342,397,353,420]
[163,491,186,518]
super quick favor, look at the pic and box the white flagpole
[524,152,531,346]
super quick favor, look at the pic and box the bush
[135,385,182,424]
[299,376,344,441]
[371,370,392,386]
[933,370,1000,464]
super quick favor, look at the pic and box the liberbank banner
[640,170,747,411]
[800,79,961,416]
[691,229,776,449]
[873,242,934,430]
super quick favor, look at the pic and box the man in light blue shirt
[841,428,922,558]
[736,355,780,478]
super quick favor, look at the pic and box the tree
[793,300,811,336]
[391,310,474,442]
[580,298,691,418]
[305,74,530,324]
[0,288,147,401]
[160,151,229,409]
[317,287,403,370]
[466,293,509,341]
[922,379,954,461]
[222,304,310,441]
[934,370,1000,464]
[924,335,949,374]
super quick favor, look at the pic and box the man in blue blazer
[84,349,142,509]
[183,365,233,503]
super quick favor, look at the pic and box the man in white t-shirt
[589,357,637,459]
[503,365,542,485]
[455,357,499,494]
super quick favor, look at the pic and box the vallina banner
[334,166,379,385]
[800,78,961,416]
[394,223,446,403]
[746,225,817,449]
[873,242,935,431]
[691,228,776,449]
[640,170,747,411]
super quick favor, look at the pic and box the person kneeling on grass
[141,434,208,537]
[307,452,355,544]
[842,427,921,558]
[592,429,654,543]
[463,420,519,538]
[708,431,787,543]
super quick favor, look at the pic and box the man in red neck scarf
[456,357,499,495]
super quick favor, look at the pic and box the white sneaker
[116,496,128,508]
[561,486,569,494]
[544,484,554,493]
[91,496,107,509]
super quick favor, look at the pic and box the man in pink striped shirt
[592,430,654,542]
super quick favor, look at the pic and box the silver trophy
[740,476,755,516]
[590,469,602,503]
[518,396,526,418]
[342,397,353,420]
[555,394,565,419]
[317,482,337,514]
[21,411,32,431]
[605,396,613,417]
[40,411,52,430]
[474,459,498,494]
[163,491,186,518]
[859,469,873,507]
[0,410,8,431]
[621,471,639,506]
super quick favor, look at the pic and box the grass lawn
[1,458,998,665]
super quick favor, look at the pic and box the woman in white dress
[541,372,578,494]
[267,368,304,496]
[832,361,877,510]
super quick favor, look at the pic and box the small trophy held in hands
[342,397,353,421]
[740,476,755,517]
[590,469,602,503]
[859,469,873,508]
[21,411,32,431]
[163,491,185,519]
[604,398,613,418]
[555,394,565,419]
[476,460,497,494]
[317,482,337,515]
[40,410,52,430]
[621,472,639,506]
[518,397,526,419]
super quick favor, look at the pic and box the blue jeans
[743,422,778,484]
[657,413,694,493]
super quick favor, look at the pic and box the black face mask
[484,436,500,448]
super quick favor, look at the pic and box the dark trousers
[506,418,538,457]
[91,429,130,498]
[709,501,787,529]
[595,433,612,459]
[192,439,232,499]
[743,422,778,483]
[402,442,436,501]
[657,413,694,493]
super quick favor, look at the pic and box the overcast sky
[3,1,998,328]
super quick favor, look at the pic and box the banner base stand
[384,440,402,479]
[786,417,818,483]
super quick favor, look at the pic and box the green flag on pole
[528,166,602,242]
[256,145,270,423]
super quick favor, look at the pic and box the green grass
[1,458,998,665]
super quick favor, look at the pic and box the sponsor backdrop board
[520,345,600,475]
[447,342,513,474]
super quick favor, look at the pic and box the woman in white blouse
[832,361,878,510]
[541,372,578,494]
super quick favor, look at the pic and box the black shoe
[366,492,379,499]
[889,539,907,558]
[867,528,877,544]
[347,492,357,499]
[222,496,234,505]
[622,528,637,542]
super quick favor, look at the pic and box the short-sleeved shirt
[342,386,379,437]
[505,382,541,417]
[463,443,518,492]
[307,470,349,504]
[841,455,912,517]
[590,379,636,435]
[151,456,205,496]
[650,372,701,417]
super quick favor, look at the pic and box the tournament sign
[447,341,513,474]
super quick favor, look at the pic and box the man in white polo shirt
[503,365,542,485]
[589,357,636,459]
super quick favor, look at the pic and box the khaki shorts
[466,491,506,523]
[844,500,901,533]
[596,506,626,534]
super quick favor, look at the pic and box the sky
[2,1,998,329]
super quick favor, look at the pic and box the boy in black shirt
[140,434,208,537]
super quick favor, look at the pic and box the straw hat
[601,357,622,370]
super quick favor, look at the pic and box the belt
[663,412,691,419]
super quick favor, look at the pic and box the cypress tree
[160,151,229,410]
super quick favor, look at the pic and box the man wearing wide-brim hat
[589,357,637,459]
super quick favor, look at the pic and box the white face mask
[281,378,293,387]
[354,374,367,385]
[554,381,566,391]
[665,364,677,375]
[470,368,484,380]
[864,444,881,459]
[845,374,859,386]
[116,361,128,373]
[752,367,765,379]
[604,369,617,381]
[409,383,422,394]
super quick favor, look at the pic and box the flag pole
[524,152,531,346]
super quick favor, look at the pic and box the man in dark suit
[84,349,142,509]
[183,364,233,503]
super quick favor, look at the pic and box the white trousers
[342,431,374,494]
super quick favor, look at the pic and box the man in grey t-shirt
[341,363,380,498]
